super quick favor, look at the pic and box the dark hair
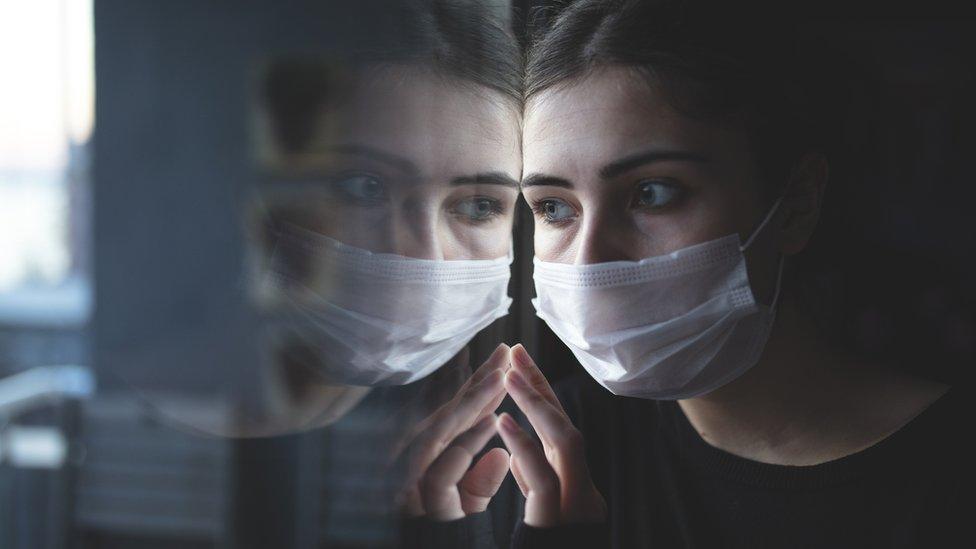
[263,0,522,154]
[383,0,523,104]
[524,0,838,198]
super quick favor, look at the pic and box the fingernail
[490,342,509,360]
[512,344,533,368]
[497,413,518,433]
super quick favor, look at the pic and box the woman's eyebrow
[520,173,573,189]
[329,144,420,177]
[450,172,519,188]
[599,149,709,179]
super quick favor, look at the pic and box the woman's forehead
[316,66,522,177]
[349,66,519,137]
[521,66,748,175]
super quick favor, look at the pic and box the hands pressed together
[392,343,606,528]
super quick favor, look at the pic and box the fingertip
[474,412,496,430]
[488,446,512,471]
[497,412,518,434]
[485,445,511,461]
[477,412,500,434]
[511,344,534,369]
[487,343,512,368]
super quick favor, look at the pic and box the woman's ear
[780,152,828,255]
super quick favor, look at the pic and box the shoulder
[907,380,969,456]
[862,370,955,448]
[863,373,971,478]
[897,382,974,538]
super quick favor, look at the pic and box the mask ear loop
[740,195,787,309]
[768,255,785,310]
[739,195,785,252]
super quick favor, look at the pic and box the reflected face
[521,66,771,265]
[271,65,521,260]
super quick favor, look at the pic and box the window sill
[0,277,91,329]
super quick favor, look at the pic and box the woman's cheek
[440,217,513,260]
[313,205,396,251]
[533,223,578,263]
[631,198,735,254]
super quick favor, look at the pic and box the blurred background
[0,1,973,548]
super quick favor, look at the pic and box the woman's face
[521,66,792,302]
[272,65,521,260]
[522,66,778,265]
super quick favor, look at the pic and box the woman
[405,2,966,547]
[241,1,528,545]
[231,0,526,439]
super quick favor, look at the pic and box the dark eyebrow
[329,144,420,177]
[520,173,573,189]
[599,149,709,180]
[450,172,519,188]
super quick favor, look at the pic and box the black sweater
[402,373,968,548]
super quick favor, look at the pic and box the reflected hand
[496,344,606,528]
[393,343,512,521]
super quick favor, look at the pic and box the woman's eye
[634,179,681,209]
[452,196,503,223]
[331,174,387,204]
[531,198,576,224]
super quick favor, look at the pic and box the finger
[510,344,564,414]
[476,382,509,423]
[443,345,512,442]
[421,445,473,520]
[510,454,529,497]
[426,367,506,452]
[504,367,579,453]
[419,414,501,519]
[404,368,506,485]
[393,343,510,458]
[398,383,505,473]
[504,368,590,488]
[459,447,510,514]
[464,343,511,388]
[401,486,426,517]
[451,414,499,456]
[415,343,510,442]
[455,345,472,374]
[496,413,560,528]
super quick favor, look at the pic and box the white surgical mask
[263,224,513,386]
[532,198,785,400]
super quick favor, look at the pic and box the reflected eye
[331,173,387,204]
[531,198,576,225]
[452,196,503,223]
[634,179,681,209]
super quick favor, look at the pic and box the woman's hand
[496,344,607,528]
[393,343,513,521]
